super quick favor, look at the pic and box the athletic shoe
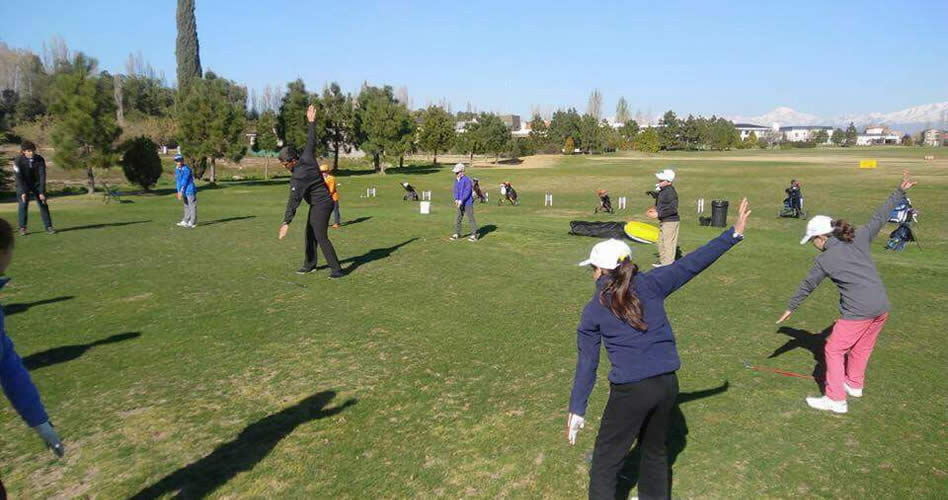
[844,383,863,398]
[176,221,188,227]
[296,267,317,275]
[652,263,665,268]
[331,223,340,229]
[468,234,477,241]
[329,270,345,279]
[450,234,460,240]
[805,395,847,414]
[185,223,196,228]
[45,227,56,234]
[18,228,26,236]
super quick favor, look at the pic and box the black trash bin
[710,200,729,227]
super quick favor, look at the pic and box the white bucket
[420,201,431,214]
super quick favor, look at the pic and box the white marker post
[618,196,627,210]
[420,201,431,214]
[697,198,705,214]
[484,192,489,203]
[544,192,553,207]
[366,187,377,198]
[422,190,431,201]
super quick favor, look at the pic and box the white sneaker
[450,234,460,240]
[652,263,665,268]
[176,221,187,227]
[185,223,196,228]
[806,395,847,414]
[844,383,863,398]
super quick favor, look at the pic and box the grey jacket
[787,186,905,320]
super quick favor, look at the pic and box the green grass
[0,149,945,498]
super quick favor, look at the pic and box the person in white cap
[650,168,679,267]
[778,171,917,414]
[568,199,751,499]
[451,163,478,241]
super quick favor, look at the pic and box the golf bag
[499,183,518,206]
[888,196,912,223]
[780,186,805,218]
[886,209,918,251]
[570,221,627,239]
[401,182,419,201]
[472,178,487,203]
[596,194,614,214]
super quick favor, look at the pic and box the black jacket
[656,184,679,222]
[13,154,48,195]
[282,122,332,224]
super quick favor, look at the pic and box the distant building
[856,132,900,145]
[921,128,944,146]
[500,114,521,131]
[864,126,889,135]
[455,118,477,134]
[780,125,835,143]
[734,123,771,141]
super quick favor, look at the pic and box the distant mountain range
[729,102,948,134]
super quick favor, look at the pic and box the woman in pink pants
[777,171,917,414]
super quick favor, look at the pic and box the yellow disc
[624,221,660,244]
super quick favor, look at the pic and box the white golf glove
[567,413,585,445]
[34,421,65,457]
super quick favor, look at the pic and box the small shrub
[119,136,163,191]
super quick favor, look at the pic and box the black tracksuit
[13,153,53,230]
[282,123,342,273]
[655,185,679,222]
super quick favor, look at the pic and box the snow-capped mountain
[729,102,948,133]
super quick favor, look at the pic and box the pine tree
[355,85,414,173]
[615,97,630,124]
[845,122,858,146]
[119,136,162,191]
[277,79,320,152]
[49,54,122,195]
[255,110,278,179]
[322,82,354,170]
[419,105,455,164]
[175,0,202,96]
[177,72,247,184]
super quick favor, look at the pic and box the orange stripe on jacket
[324,174,339,201]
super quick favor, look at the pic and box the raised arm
[568,305,602,417]
[856,171,917,245]
[646,227,742,297]
[301,105,317,165]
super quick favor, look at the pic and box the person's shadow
[477,224,498,239]
[614,381,729,499]
[769,325,833,391]
[3,295,74,316]
[22,331,141,371]
[56,220,152,233]
[129,391,357,500]
[317,238,417,274]
[342,216,372,226]
[199,216,256,227]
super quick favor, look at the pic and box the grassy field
[0,147,945,499]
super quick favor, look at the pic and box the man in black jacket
[13,141,55,235]
[277,105,344,279]
[654,168,679,267]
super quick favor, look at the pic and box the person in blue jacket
[567,198,751,500]
[174,155,197,228]
[451,163,478,241]
[0,218,65,496]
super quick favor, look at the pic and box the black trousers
[17,191,53,230]
[589,372,679,500]
[303,198,341,272]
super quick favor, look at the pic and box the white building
[856,133,900,145]
[779,125,835,143]
[921,128,943,146]
[734,123,772,141]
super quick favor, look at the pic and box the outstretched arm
[783,261,827,317]
[856,171,916,245]
[282,183,303,225]
[302,105,317,165]
[0,331,49,428]
[647,198,750,297]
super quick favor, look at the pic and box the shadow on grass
[129,391,357,500]
[477,224,498,239]
[317,238,418,274]
[22,331,141,371]
[770,324,833,391]
[57,220,152,233]
[3,295,74,316]
[615,381,729,499]
[199,216,257,227]
[342,216,372,227]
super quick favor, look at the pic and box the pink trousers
[825,312,888,401]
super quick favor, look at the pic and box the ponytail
[599,259,648,330]
[832,219,855,242]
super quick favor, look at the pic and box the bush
[119,136,163,191]
[12,116,55,148]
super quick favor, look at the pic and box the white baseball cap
[578,239,633,270]
[800,215,834,245]
[452,163,465,173]
[656,169,676,182]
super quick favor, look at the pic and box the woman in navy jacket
[568,198,751,500]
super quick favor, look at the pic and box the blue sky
[3,0,946,118]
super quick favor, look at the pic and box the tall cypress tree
[176,0,202,96]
